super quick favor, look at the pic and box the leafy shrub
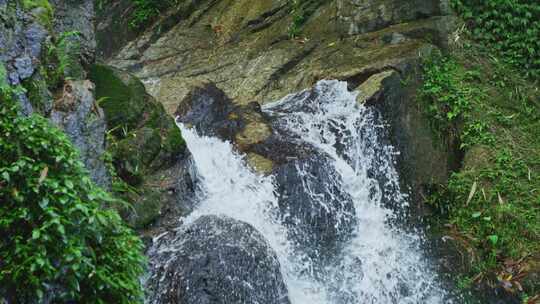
[452,0,540,78]
[0,86,145,302]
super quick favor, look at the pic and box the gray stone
[146,215,291,304]
[50,0,96,66]
[14,56,34,79]
[50,80,111,189]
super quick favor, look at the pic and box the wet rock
[274,154,357,260]
[50,80,111,189]
[176,82,274,170]
[175,82,239,139]
[367,63,460,212]
[146,215,291,304]
[336,0,446,35]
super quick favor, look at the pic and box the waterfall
[147,80,454,303]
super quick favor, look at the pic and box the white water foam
[175,80,451,303]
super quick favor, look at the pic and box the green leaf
[65,180,74,189]
[487,235,499,245]
[472,211,482,218]
[32,229,41,240]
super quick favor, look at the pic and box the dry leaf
[466,181,477,205]
[38,166,49,185]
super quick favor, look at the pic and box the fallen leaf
[498,192,504,204]
[466,181,477,205]
[38,166,48,185]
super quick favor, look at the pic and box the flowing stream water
[151,80,453,303]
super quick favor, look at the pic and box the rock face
[146,215,291,304]
[104,0,456,112]
[50,0,96,66]
[0,1,49,115]
[99,0,459,208]
[336,0,449,35]
[50,80,111,188]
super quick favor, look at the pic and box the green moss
[163,126,185,154]
[22,0,54,28]
[421,44,540,297]
[90,64,149,134]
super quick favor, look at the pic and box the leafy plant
[452,0,540,78]
[288,0,328,38]
[0,82,146,302]
[129,0,178,29]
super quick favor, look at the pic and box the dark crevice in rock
[344,67,399,91]
[188,0,221,27]
[244,4,289,33]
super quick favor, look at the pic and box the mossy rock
[112,127,162,186]
[90,64,185,155]
[124,188,163,229]
[89,64,150,133]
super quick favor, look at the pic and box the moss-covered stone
[89,64,149,133]
[89,64,187,231]
[22,0,53,28]
[90,64,186,175]
[124,188,163,229]
[112,127,162,186]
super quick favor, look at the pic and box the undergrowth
[0,64,146,303]
[421,45,540,302]
[452,0,540,78]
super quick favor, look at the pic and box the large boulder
[89,64,191,230]
[146,215,291,304]
[274,154,356,260]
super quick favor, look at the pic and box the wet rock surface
[274,154,356,259]
[146,215,291,304]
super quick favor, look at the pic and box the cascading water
[146,80,455,303]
